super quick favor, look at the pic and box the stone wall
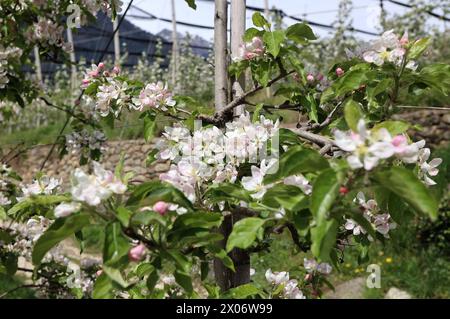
[10,139,170,184]
[8,110,449,184]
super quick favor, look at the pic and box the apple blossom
[303,258,332,275]
[265,269,289,286]
[283,175,312,195]
[54,202,82,218]
[417,148,442,186]
[17,176,61,202]
[242,159,277,199]
[306,74,315,82]
[69,162,127,206]
[234,37,265,62]
[133,82,176,111]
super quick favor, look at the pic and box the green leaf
[116,206,132,228]
[92,273,114,299]
[262,184,309,211]
[409,38,430,59]
[102,265,129,288]
[184,0,196,10]
[204,183,251,203]
[311,219,338,262]
[127,181,194,211]
[223,283,261,299]
[373,167,439,220]
[32,213,90,265]
[143,112,156,142]
[164,250,191,273]
[310,168,340,225]
[264,146,329,184]
[226,217,265,252]
[131,211,166,226]
[174,269,193,293]
[146,267,159,291]
[343,99,362,131]
[372,120,410,136]
[211,248,235,272]
[243,28,263,42]
[263,30,285,58]
[172,212,223,230]
[252,12,269,28]
[103,222,130,266]
[286,23,316,42]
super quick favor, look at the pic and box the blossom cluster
[344,192,397,240]
[362,30,417,70]
[55,162,126,217]
[26,18,71,52]
[334,119,442,185]
[133,82,176,111]
[65,129,107,155]
[303,258,332,275]
[158,113,279,203]
[265,269,306,299]
[17,175,61,202]
[234,37,265,62]
[0,45,23,89]
[83,63,176,118]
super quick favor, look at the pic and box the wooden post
[33,46,42,84]
[231,0,246,117]
[264,0,270,19]
[66,28,77,91]
[214,0,229,111]
[113,17,121,65]
[171,0,179,90]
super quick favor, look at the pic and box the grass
[0,273,36,299]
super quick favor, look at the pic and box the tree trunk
[213,0,251,292]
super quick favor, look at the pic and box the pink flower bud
[128,244,146,262]
[306,74,315,83]
[96,270,103,277]
[336,67,345,77]
[113,66,121,74]
[153,201,169,215]
[98,62,105,70]
[316,73,324,81]
[339,186,349,195]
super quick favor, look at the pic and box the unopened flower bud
[153,201,169,215]
[113,66,120,74]
[306,74,315,83]
[336,67,345,77]
[339,186,349,195]
[128,243,146,262]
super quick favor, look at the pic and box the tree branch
[201,70,295,125]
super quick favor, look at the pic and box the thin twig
[396,105,450,111]
[293,129,335,147]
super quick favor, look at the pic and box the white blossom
[417,148,442,186]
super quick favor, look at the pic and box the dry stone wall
[8,110,449,185]
[10,139,170,185]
